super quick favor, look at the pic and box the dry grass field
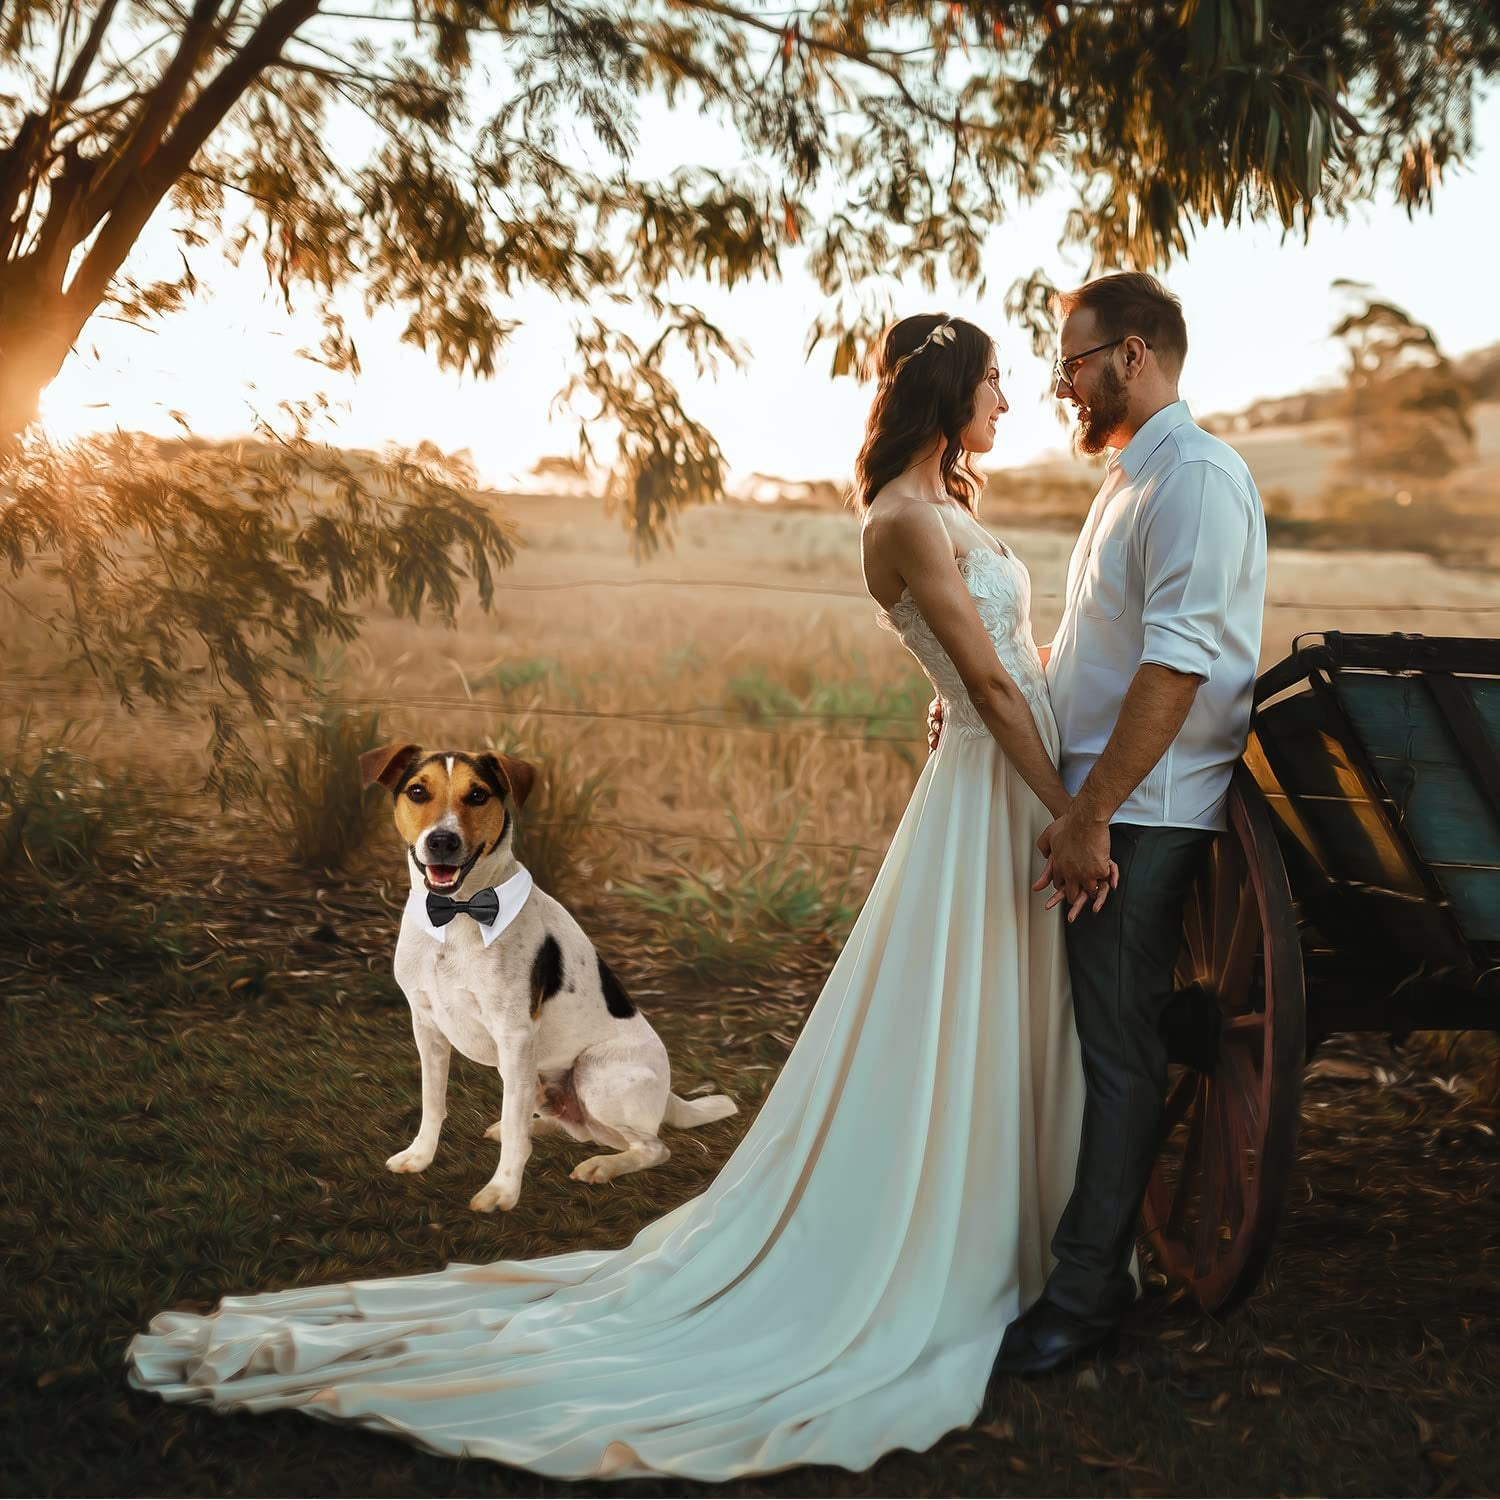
[10,483,1500,904]
[4,475,1499,1496]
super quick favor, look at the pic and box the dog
[358,742,737,1212]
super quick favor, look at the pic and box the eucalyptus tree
[1333,280,1476,481]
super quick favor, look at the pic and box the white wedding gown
[127,542,1086,1480]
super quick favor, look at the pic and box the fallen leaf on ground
[1306,1056,1375,1081]
[976,1418,1014,1442]
[1425,1450,1458,1467]
[1078,1449,1159,1477]
[1210,1391,1231,1414]
[1250,1378,1282,1398]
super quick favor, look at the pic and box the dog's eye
[405,784,428,802]
[465,788,490,804]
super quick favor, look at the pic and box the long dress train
[126,543,1086,1480]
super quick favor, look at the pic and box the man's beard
[1071,364,1129,456]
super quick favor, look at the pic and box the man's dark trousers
[1043,821,1217,1325]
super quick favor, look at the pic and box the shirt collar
[405,863,534,947]
[1109,399,1194,481]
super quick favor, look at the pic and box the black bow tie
[426,887,501,927]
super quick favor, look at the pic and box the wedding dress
[127,542,1086,1480]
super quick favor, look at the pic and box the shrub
[615,811,859,979]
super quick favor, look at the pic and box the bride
[127,313,1113,1481]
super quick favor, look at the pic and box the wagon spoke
[1160,1070,1197,1142]
[1167,1077,1209,1238]
[1194,1084,1227,1276]
[1219,884,1259,1010]
[1226,1044,1264,1135]
[1221,1086,1246,1233]
[1224,1010,1265,1039]
[1217,1076,1242,1232]
[1182,880,1209,981]
[1211,838,1245,976]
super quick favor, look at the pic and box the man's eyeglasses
[1052,337,1152,390]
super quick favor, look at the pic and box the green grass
[5,981,1498,1497]
[469,656,560,695]
[255,699,388,873]
[615,813,860,979]
[723,664,931,738]
[0,714,207,999]
[0,711,113,876]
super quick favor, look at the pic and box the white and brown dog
[359,742,737,1212]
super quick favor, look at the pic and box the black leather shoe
[992,1297,1117,1378]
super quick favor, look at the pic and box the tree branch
[65,0,323,327]
[78,0,226,233]
[58,0,124,103]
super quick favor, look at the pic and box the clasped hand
[928,695,1119,923]
[1035,812,1119,923]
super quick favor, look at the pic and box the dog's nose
[425,828,463,861]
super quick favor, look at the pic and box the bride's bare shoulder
[862,489,949,560]
[861,491,952,605]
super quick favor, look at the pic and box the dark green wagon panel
[1334,673,1500,942]
[1249,633,1500,1001]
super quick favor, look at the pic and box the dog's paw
[385,1145,435,1174]
[570,1155,619,1185]
[469,1181,520,1213]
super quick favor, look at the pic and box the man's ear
[359,742,423,791]
[479,751,537,810]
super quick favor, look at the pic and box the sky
[37,74,1500,488]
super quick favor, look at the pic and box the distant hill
[1202,341,1500,435]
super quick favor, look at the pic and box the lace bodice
[876,545,1056,748]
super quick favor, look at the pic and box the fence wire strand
[5,570,1500,865]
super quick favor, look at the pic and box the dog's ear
[360,742,423,791]
[480,751,537,809]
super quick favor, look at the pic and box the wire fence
[5,571,1500,867]
[457,573,1500,612]
[0,676,930,743]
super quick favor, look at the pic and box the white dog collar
[406,864,534,948]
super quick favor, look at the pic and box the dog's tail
[663,1091,738,1129]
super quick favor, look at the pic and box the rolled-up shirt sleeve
[1137,461,1251,679]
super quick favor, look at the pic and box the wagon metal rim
[1142,766,1306,1312]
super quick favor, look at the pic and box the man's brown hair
[1056,272,1188,374]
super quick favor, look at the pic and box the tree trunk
[0,286,80,444]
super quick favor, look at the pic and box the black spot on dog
[529,935,565,1018]
[596,955,637,1018]
[392,753,443,797]
[465,752,509,801]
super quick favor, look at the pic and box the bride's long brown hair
[853,313,994,513]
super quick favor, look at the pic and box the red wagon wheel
[1142,765,1306,1312]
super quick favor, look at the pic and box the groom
[973,272,1266,1373]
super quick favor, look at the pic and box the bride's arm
[888,509,1070,819]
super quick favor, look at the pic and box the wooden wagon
[1145,631,1500,1311]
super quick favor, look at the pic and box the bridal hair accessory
[893,320,956,372]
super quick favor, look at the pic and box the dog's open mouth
[425,865,461,890]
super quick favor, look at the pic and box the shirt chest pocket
[1080,537,1131,621]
